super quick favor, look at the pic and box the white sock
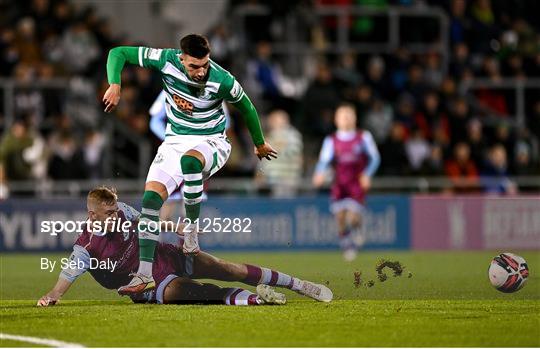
[137,261,153,277]
[291,278,303,291]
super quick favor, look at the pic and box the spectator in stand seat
[418,144,445,177]
[353,84,373,122]
[481,144,517,194]
[448,0,470,44]
[415,90,450,145]
[423,52,443,88]
[333,51,362,100]
[403,64,426,105]
[365,55,391,99]
[256,110,303,198]
[394,93,416,136]
[469,0,500,54]
[513,142,538,176]
[301,61,340,140]
[448,97,471,144]
[380,122,409,175]
[449,42,470,78]
[491,123,515,164]
[445,142,479,193]
[47,130,87,180]
[0,119,34,181]
[465,118,488,167]
[405,127,430,173]
[363,97,393,144]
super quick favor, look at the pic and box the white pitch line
[0,333,85,348]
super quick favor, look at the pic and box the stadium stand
[0,0,538,198]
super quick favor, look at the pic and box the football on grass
[488,253,529,293]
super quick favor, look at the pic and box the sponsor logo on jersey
[230,80,242,99]
[198,88,212,100]
[173,94,194,115]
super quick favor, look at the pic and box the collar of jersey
[336,130,357,141]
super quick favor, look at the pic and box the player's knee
[181,154,204,173]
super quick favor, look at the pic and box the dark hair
[180,34,210,58]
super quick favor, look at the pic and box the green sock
[181,155,204,225]
[138,190,163,264]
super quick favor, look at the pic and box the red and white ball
[488,253,529,293]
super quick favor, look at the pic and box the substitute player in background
[102,34,277,295]
[312,103,380,261]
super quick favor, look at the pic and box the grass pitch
[1,251,539,347]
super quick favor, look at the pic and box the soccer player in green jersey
[102,34,277,295]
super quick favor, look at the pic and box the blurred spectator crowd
[0,0,539,196]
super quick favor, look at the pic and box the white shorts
[146,134,231,196]
[330,198,365,215]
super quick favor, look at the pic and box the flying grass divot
[354,259,413,289]
[376,259,405,281]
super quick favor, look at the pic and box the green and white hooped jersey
[137,47,244,139]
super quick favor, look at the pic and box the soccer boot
[182,227,200,255]
[295,280,333,302]
[118,273,155,295]
[256,284,287,305]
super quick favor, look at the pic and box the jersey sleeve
[139,47,170,71]
[117,202,141,222]
[314,136,334,174]
[219,73,265,146]
[361,131,381,177]
[107,46,173,84]
[59,245,90,283]
[219,73,246,104]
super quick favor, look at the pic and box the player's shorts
[146,133,231,196]
[129,243,194,304]
[330,198,365,214]
[330,183,365,214]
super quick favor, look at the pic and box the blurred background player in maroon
[312,103,380,261]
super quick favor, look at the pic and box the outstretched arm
[220,74,276,160]
[37,245,90,307]
[231,95,277,160]
[37,278,73,307]
[103,46,145,113]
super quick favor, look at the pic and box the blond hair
[87,186,118,206]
